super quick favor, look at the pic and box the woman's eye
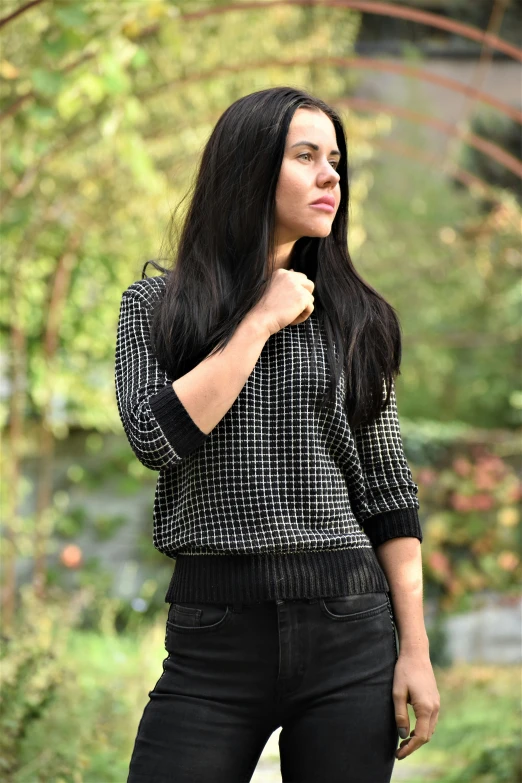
[298,153,338,169]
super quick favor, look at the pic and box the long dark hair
[143,86,404,429]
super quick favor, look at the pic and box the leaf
[54,5,90,28]
[27,104,58,128]
[31,68,65,97]
[99,53,131,95]
[130,48,149,70]
[41,32,70,59]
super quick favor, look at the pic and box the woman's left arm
[375,536,441,762]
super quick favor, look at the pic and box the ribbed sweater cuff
[361,507,423,550]
[149,384,209,458]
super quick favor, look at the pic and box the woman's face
[275,107,341,245]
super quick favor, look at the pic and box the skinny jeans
[127,591,400,783]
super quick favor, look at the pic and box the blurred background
[0,1,520,781]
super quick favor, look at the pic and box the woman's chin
[304,224,333,238]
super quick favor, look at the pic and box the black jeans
[127,592,400,783]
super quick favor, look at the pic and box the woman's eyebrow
[290,140,341,158]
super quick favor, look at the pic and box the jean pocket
[385,593,399,661]
[166,601,232,634]
[319,592,389,622]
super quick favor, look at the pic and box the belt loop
[232,602,243,613]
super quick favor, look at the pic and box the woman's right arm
[115,291,270,472]
[171,314,270,436]
[115,270,313,471]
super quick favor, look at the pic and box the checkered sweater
[114,274,422,603]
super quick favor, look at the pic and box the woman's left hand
[392,649,441,760]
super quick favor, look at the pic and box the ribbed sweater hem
[164,547,390,603]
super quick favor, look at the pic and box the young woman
[115,86,440,783]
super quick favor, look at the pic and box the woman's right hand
[249,268,315,337]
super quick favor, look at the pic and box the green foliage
[91,511,127,541]
[0,586,73,781]
[425,665,522,783]
[442,730,522,783]
[53,505,89,538]
[0,579,165,779]
[416,444,521,611]
[459,110,522,204]
[0,584,165,782]
[356,145,521,429]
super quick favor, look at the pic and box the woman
[115,86,440,783]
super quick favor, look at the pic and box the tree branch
[0,0,48,30]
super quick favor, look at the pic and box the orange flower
[417,468,438,486]
[453,457,472,477]
[451,492,474,512]
[497,551,519,571]
[471,493,495,511]
[60,544,83,569]
[428,551,451,580]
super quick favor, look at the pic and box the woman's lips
[310,203,335,213]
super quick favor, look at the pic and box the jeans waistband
[231,598,319,612]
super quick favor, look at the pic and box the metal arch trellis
[136,0,522,63]
[333,96,522,179]
[138,56,522,127]
[132,0,522,180]
[138,80,522,179]
[371,136,506,200]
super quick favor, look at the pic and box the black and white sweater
[114,274,422,603]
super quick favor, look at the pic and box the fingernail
[398,727,409,739]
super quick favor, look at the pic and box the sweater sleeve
[352,376,423,549]
[114,290,210,471]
